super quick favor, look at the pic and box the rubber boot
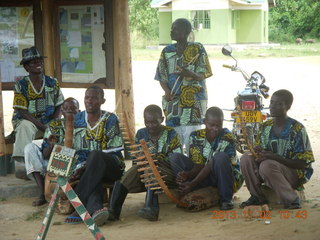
[108,181,128,221]
[138,187,159,221]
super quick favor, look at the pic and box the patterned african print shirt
[41,118,84,167]
[135,126,182,161]
[12,75,64,128]
[155,42,212,127]
[188,128,243,192]
[255,117,314,190]
[72,111,124,169]
[42,119,66,149]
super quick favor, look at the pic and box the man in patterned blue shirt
[65,86,124,226]
[240,89,314,209]
[107,105,182,222]
[12,47,64,178]
[170,107,243,210]
[155,18,212,153]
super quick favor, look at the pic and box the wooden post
[41,0,55,77]
[113,0,135,138]
[0,80,6,176]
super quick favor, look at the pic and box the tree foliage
[128,0,159,40]
[269,0,320,42]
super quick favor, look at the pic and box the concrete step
[0,174,39,199]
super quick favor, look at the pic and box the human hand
[70,165,86,181]
[164,90,173,101]
[255,150,279,163]
[253,145,263,153]
[48,135,58,144]
[177,171,188,184]
[178,181,193,195]
[174,66,194,78]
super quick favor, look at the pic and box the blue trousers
[169,152,234,202]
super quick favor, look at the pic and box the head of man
[61,97,80,117]
[84,86,105,113]
[144,104,164,136]
[170,18,192,42]
[269,89,293,118]
[204,107,224,141]
[20,47,45,74]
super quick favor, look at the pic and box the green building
[151,0,275,45]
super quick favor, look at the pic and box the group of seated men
[11,46,314,227]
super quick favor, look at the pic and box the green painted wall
[236,10,266,43]
[193,9,230,44]
[159,12,172,45]
[158,9,268,45]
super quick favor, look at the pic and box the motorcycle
[221,44,270,154]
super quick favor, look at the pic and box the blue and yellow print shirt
[72,111,124,169]
[155,42,212,127]
[41,118,67,155]
[12,75,64,127]
[189,128,243,192]
[41,118,85,166]
[135,126,182,161]
[255,117,314,189]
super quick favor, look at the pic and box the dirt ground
[0,56,320,240]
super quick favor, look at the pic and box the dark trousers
[75,150,123,215]
[121,159,176,193]
[169,152,234,202]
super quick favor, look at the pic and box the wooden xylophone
[127,139,188,208]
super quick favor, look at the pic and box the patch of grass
[131,43,320,61]
[25,211,42,221]
[0,197,7,201]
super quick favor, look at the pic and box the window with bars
[192,10,211,29]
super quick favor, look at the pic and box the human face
[61,100,79,118]
[269,94,288,118]
[144,111,163,136]
[170,21,188,42]
[24,58,44,74]
[84,89,104,113]
[205,115,223,141]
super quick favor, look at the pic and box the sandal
[92,207,109,226]
[32,197,47,207]
[65,212,83,224]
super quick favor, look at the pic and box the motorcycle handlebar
[222,64,233,69]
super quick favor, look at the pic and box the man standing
[155,18,212,153]
[170,107,243,210]
[12,46,64,178]
[106,104,182,222]
[240,89,314,209]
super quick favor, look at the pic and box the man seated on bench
[106,104,182,222]
[24,97,80,206]
[65,85,124,226]
[12,47,64,179]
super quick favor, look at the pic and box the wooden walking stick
[36,114,106,240]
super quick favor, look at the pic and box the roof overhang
[151,0,172,8]
[230,0,264,6]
